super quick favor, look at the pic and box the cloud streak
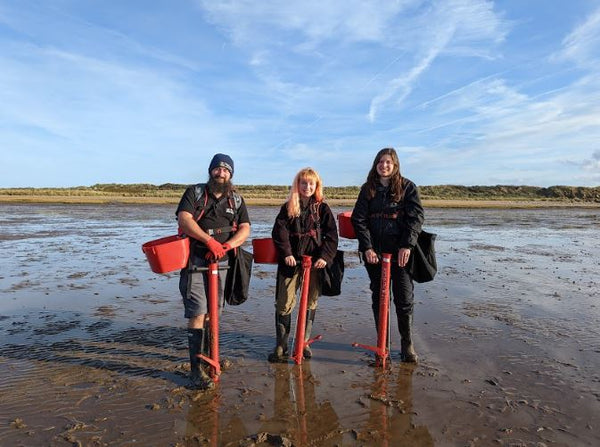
[553,6,600,68]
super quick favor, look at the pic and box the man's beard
[207,177,233,195]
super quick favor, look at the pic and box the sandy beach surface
[1,203,599,446]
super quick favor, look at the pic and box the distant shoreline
[1,183,598,207]
[1,194,599,208]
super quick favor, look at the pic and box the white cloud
[0,38,256,185]
[199,0,509,123]
[198,0,414,46]
[368,40,449,122]
[367,0,508,121]
[553,6,600,68]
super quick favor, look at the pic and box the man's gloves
[205,237,226,259]
[205,239,233,260]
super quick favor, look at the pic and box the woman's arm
[315,203,339,267]
[351,185,374,253]
[271,204,294,262]
[401,180,424,248]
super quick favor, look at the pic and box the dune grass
[1,183,599,207]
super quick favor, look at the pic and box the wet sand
[1,203,599,446]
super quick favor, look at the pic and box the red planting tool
[290,255,322,365]
[197,260,223,382]
[352,253,392,368]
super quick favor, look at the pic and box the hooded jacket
[272,198,339,274]
[351,177,424,256]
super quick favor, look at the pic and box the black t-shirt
[176,184,250,244]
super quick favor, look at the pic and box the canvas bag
[409,230,437,283]
[224,248,253,305]
[320,249,345,296]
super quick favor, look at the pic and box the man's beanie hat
[208,153,234,176]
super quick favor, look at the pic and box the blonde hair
[286,167,323,218]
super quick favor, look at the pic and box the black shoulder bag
[409,230,437,283]
[321,249,345,296]
[224,248,253,305]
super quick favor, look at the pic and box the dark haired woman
[351,148,424,363]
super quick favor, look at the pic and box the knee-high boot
[187,328,215,390]
[303,309,316,359]
[268,313,291,363]
[398,314,418,363]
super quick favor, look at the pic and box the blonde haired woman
[268,168,339,362]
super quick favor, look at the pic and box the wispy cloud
[367,0,508,121]
[198,0,409,47]
[199,0,511,138]
[552,6,600,68]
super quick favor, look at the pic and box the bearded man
[176,153,251,390]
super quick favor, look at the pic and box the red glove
[222,242,232,252]
[205,237,226,260]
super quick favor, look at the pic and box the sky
[1,1,600,188]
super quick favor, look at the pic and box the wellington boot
[303,309,316,359]
[303,345,312,359]
[268,313,291,363]
[398,314,418,363]
[268,345,289,363]
[187,328,215,390]
[401,342,418,363]
[190,366,215,390]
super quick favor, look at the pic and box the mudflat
[1,203,598,446]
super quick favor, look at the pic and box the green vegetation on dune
[0,183,599,203]
[422,184,600,202]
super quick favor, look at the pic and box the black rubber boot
[187,328,215,390]
[398,314,418,363]
[303,309,316,359]
[268,313,291,363]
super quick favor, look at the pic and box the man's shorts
[179,256,227,318]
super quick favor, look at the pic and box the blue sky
[1,1,599,188]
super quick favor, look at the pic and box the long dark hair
[365,147,403,201]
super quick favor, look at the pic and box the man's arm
[225,222,250,248]
[177,211,212,244]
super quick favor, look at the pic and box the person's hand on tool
[398,247,411,268]
[313,258,327,269]
[284,255,296,267]
[205,237,226,259]
[365,248,379,264]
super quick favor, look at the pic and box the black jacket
[351,178,424,256]
[272,198,339,269]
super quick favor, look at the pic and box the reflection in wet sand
[181,362,344,446]
[360,366,433,446]
[262,363,343,446]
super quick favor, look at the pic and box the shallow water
[1,203,599,446]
